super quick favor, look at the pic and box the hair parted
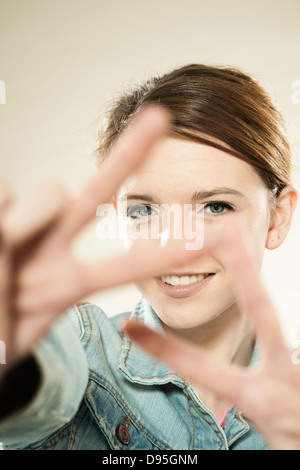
[96,63,292,197]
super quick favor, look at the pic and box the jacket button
[116,423,131,445]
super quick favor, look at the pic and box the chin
[135,277,237,331]
[154,303,224,331]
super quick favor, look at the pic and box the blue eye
[127,204,154,220]
[203,202,233,215]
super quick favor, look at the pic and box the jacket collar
[117,297,186,386]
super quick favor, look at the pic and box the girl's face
[117,137,273,331]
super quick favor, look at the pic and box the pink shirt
[219,406,231,428]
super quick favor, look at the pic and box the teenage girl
[0,64,299,449]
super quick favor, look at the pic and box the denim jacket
[0,298,268,450]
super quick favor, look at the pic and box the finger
[13,237,202,359]
[221,214,285,355]
[15,237,201,317]
[74,237,205,297]
[124,319,246,404]
[1,183,67,249]
[58,105,171,241]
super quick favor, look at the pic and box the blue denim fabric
[0,298,268,450]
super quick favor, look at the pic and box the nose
[158,204,205,251]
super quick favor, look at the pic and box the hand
[125,214,300,450]
[0,106,201,375]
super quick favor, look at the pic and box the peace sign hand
[0,106,201,376]
[125,214,300,450]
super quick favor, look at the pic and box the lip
[155,273,215,298]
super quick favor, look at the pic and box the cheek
[237,209,270,270]
[134,279,154,298]
[202,206,269,273]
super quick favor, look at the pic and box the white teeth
[161,274,210,286]
[170,275,179,286]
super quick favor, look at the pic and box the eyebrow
[191,188,246,202]
[119,187,246,203]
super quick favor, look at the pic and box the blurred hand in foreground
[0,106,200,372]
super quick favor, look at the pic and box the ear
[266,184,298,250]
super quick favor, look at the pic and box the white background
[1,0,300,343]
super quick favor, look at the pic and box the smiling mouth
[160,273,213,286]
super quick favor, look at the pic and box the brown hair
[96,64,291,198]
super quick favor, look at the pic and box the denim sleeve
[0,310,89,449]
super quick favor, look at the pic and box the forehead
[118,137,266,198]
